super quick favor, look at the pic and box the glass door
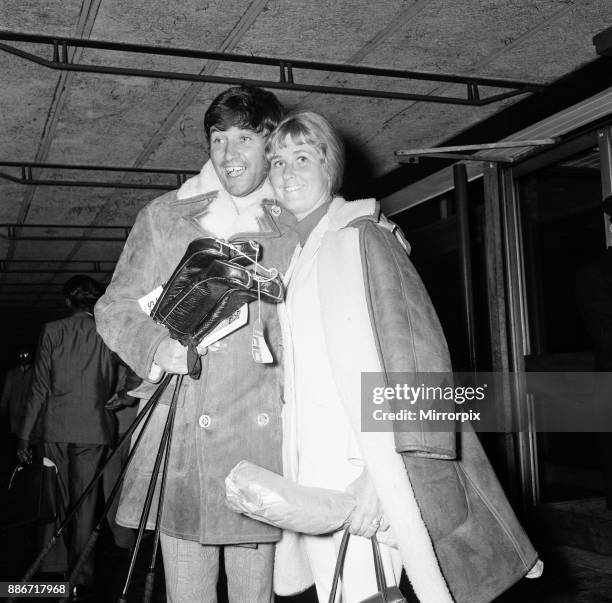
[518,141,608,502]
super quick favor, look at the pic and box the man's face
[209,126,268,197]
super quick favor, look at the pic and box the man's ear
[65,298,72,309]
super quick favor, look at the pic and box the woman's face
[269,136,330,220]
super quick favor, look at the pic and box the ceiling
[0,0,610,317]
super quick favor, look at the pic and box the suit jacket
[18,311,119,445]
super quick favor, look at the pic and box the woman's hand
[345,468,387,538]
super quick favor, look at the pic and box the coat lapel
[177,192,222,234]
[230,200,292,241]
[177,191,291,241]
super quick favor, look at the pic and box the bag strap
[328,529,389,603]
[371,534,389,602]
[328,528,351,603]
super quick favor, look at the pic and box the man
[1,348,34,454]
[17,275,122,598]
[95,86,298,602]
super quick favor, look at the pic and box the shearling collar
[326,197,378,231]
[174,160,293,240]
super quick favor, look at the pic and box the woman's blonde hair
[265,110,345,194]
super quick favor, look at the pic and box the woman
[265,111,541,603]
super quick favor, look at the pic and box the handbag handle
[328,529,389,603]
[371,534,389,601]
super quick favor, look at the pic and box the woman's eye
[296,155,309,163]
[271,159,284,168]
[240,136,251,143]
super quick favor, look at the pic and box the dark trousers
[40,442,107,584]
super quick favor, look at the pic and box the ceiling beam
[0,268,114,274]
[395,138,558,163]
[0,161,197,190]
[0,223,130,242]
[0,261,116,275]
[0,31,544,105]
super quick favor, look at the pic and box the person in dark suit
[1,348,34,456]
[16,275,123,597]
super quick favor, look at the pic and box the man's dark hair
[204,85,284,142]
[63,275,103,310]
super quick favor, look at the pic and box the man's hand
[196,340,222,355]
[16,438,32,464]
[105,393,127,412]
[345,468,387,538]
[153,338,189,374]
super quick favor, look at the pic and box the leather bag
[150,237,284,377]
[1,458,58,529]
[328,529,406,603]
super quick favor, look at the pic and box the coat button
[270,205,281,217]
[256,413,270,426]
[198,414,211,429]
